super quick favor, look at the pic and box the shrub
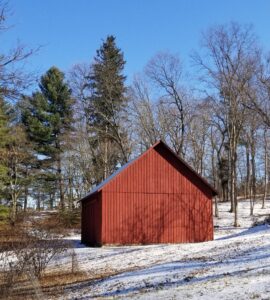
[0,223,70,298]
[57,209,81,229]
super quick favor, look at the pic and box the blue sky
[4,0,270,83]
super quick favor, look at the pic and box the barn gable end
[81,141,217,246]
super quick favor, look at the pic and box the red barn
[80,141,217,246]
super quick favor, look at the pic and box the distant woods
[0,3,270,227]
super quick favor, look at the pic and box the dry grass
[1,268,133,299]
[0,270,89,299]
[40,271,88,287]
[36,209,81,236]
[0,210,82,299]
[0,212,79,299]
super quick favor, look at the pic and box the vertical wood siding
[81,192,102,245]
[100,143,213,245]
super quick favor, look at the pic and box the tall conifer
[22,67,74,210]
[87,35,128,183]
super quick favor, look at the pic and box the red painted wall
[100,144,213,245]
[81,192,102,245]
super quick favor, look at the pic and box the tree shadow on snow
[85,243,270,299]
[62,238,87,249]
[216,224,270,240]
[90,263,270,299]
[65,241,270,299]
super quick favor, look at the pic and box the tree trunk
[229,169,234,213]
[104,126,109,180]
[68,176,73,210]
[49,193,54,210]
[24,187,28,212]
[229,140,235,213]
[10,160,18,225]
[37,191,41,212]
[230,123,239,226]
[24,166,29,212]
[11,193,17,225]
[212,154,220,216]
[214,196,219,217]
[263,129,268,209]
[57,153,65,210]
[232,157,238,227]
[250,139,256,216]
[225,184,228,203]
[245,144,250,200]
[211,146,217,191]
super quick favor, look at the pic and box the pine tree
[87,35,129,183]
[22,67,74,210]
[0,99,34,222]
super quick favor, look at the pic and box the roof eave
[79,190,99,202]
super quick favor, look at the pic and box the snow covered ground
[55,199,270,299]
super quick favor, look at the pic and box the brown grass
[36,209,81,236]
[0,270,88,299]
[0,212,80,299]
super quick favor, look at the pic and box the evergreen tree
[22,67,74,210]
[0,99,34,222]
[87,35,129,183]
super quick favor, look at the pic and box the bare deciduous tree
[129,74,161,150]
[145,52,188,157]
[193,22,260,226]
[0,2,37,102]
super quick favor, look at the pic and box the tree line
[0,4,270,226]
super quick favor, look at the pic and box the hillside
[51,199,270,299]
[1,200,269,299]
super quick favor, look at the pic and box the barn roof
[80,140,218,201]
[81,158,135,199]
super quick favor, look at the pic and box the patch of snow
[52,199,270,299]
